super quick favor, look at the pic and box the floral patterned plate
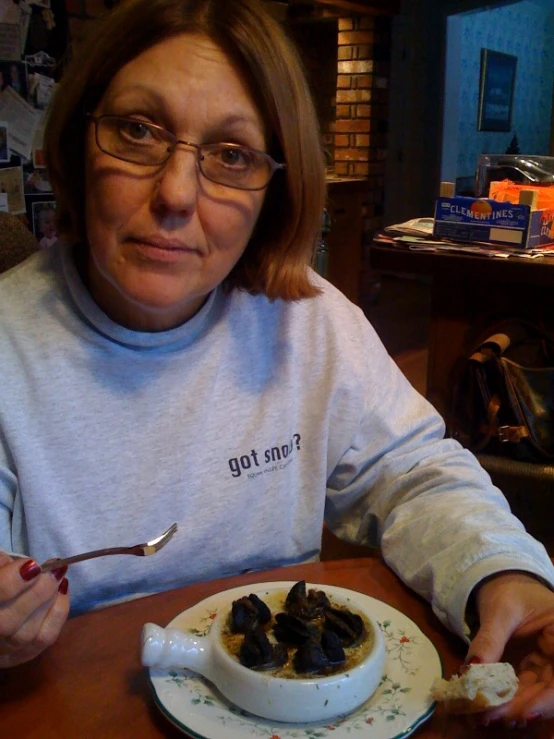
[148,581,442,739]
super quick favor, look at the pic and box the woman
[1,0,554,726]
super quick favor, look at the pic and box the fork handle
[40,545,141,572]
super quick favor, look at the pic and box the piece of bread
[431,662,518,713]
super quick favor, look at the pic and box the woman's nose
[152,147,200,212]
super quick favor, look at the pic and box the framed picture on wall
[31,199,57,249]
[477,49,517,132]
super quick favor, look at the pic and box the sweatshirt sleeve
[0,439,18,554]
[323,312,554,641]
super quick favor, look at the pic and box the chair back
[0,212,39,274]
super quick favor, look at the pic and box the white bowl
[141,581,385,723]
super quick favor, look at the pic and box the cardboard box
[433,195,554,249]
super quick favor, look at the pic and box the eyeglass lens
[95,116,278,191]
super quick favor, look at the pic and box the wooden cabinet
[326,179,367,305]
[369,241,554,420]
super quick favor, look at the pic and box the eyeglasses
[87,114,286,191]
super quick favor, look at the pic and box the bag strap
[467,321,546,449]
[450,319,554,447]
[452,324,533,450]
[470,393,500,451]
[469,319,554,360]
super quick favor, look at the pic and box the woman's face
[84,33,268,331]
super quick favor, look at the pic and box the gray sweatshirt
[1,242,553,633]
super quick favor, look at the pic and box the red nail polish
[51,565,68,581]
[20,560,41,581]
[463,655,482,666]
[58,577,69,595]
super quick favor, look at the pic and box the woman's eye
[218,147,253,168]
[119,120,153,142]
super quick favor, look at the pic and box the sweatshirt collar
[61,242,220,350]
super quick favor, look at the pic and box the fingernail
[51,565,68,581]
[463,655,482,666]
[20,560,41,581]
[58,577,69,595]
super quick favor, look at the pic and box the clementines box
[433,195,554,249]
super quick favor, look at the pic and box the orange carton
[489,179,554,210]
[433,195,554,249]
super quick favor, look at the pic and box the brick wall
[334,14,392,309]
[336,14,391,238]
[287,20,338,169]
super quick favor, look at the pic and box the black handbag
[449,319,554,463]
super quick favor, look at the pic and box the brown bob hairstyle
[44,0,327,301]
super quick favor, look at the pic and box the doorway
[384,0,554,225]
[441,0,554,194]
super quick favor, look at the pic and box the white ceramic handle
[141,623,211,675]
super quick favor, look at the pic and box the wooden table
[2,557,553,738]
[370,240,554,422]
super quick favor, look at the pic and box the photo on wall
[31,199,57,249]
[24,164,52,194]
[0,60,28,101]
[0,164,25,213]
[0,121,9,163]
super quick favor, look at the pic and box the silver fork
[39,522,178,572]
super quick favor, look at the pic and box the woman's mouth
[130,237,201,264]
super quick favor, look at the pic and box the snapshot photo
[0,22,21,61]
[27,72,56,111]
[0,121,9,162]
[24,165,52,193]
[31,199,57,248]
[32,147,45,168]
[0,164,25,213]
[0,60,28,101]
[31,111,46,167]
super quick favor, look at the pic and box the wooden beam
[312,0,400,14]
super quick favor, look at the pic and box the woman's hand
[0,551,70,668]
[466,571,554,727]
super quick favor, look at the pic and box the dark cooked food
[231,593,272,633]
[321,629,346,664]
[325,606,365,647]
[228,582,368,677]
[294,631,346,674]
[285,579,330,619]
[293,637,331,674]
[239,624,288,670]
[273,612,319,645]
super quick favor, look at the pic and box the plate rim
[147,580,443,739]
[149,689,439,739]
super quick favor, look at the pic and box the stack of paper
[376,217,554,259]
